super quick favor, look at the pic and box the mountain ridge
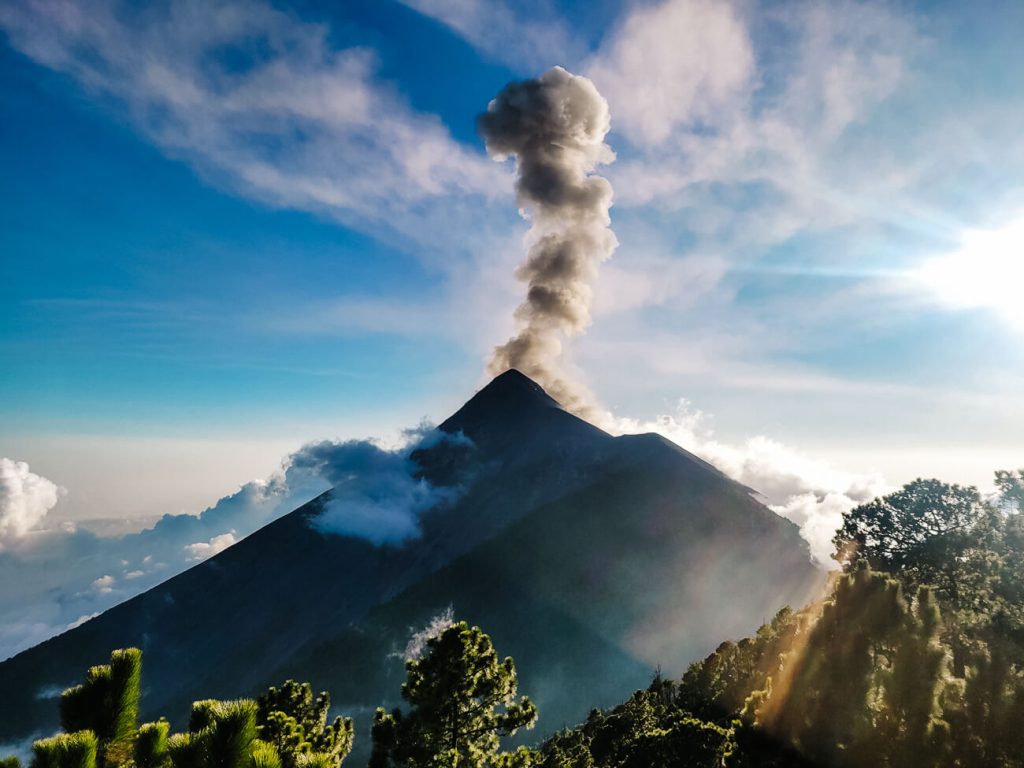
[0,371,824,757]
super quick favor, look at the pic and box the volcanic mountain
[0,371,824,759]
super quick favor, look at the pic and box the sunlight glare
[918,219,1024,330]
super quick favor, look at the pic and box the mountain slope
[273,432,821,762]
[0,371,824,754]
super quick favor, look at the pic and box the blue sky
[1,0,1023,654]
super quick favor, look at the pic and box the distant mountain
[0,371,824,761]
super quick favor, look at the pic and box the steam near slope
[615,402,888,566]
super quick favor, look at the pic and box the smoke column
[479,67,617,419]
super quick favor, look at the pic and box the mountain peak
[438,369,568,442]
[481,368,559,405]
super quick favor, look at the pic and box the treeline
[5,470,1023,768]
[0,624,536,768]
[534,470,1024,767]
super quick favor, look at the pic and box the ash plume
[479,66,618,419]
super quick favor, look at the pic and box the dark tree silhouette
[833,478,986,602]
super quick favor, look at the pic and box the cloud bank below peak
[0,425,464,660]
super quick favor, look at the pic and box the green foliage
[248,742,281,768]
[750,566,950,766]
[370,621,537,768]
[183,699,259,768]
[678,607,804,724]
[1,757,21,768]
[833,478,987,602]
[31,733,98,768]
[577,682,733,768]
[60,648,142,746]
[255,681,352,768]
[995,468,1024,512]
[134,721,170,768]
[535,676,810,768]
[167,732,204,768]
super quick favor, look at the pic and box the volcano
[0,371,823,760]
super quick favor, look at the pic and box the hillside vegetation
[5,469,1023,768]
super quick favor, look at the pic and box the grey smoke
[479,66,618,419]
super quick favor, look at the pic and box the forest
[4,470,1023,768]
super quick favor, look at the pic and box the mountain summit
[446,369,562,424]
[438,369,605,455]
[0,372,824,761]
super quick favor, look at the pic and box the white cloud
[398,0,582,71]
[0,425,469,659]
[91,574,115,594]
[0,458,62,548]
[588,0,754,147]
[66,612,100,631]
[592,0,925,245]
[185,532,238,561]
[0,0,504,253]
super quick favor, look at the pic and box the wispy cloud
[587,0,754,148]
[0,0,505,253]
[398,0,583,71]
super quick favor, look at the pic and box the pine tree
[370,622,537,768]
[60,648,142,746]
[756,566,951,767]
[134,721,170,768]
[256,681,352,768]
[168,700,260,768]
[30,733,98,768]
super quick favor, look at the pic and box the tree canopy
[370,621,537,768]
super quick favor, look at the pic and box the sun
[917,219,1024,330]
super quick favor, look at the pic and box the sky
[1,0,1023,658]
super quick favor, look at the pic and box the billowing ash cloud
[0,458,62,549]
[479,66,618,419]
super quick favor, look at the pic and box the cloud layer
[0,426,464,660]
